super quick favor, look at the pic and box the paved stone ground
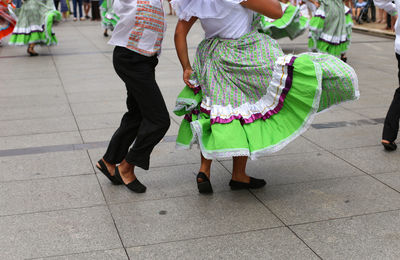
[1,12,400,260]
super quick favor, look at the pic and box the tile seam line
[49,47,87,147]
[216,161,324,258]
[0,172,94,184]
[287,208,400,228]
[120,225,285,250]
[25,247,125,260]
[85,149,131,260]
[302,135,400,195]
[0,203,107,218]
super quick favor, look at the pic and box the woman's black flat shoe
[114,166,147,193]
[27,49,39,57]
[229,177,266,190]
[197,172,213,194]
[382,141,397,151]
[96,159,122,185]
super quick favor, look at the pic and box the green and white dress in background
[308,0,353,57]
[101,0,119,31]
[9,0,61,46]
[172,0,359,160]
[258,2,308,40]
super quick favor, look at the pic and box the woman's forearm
[175,32,192,70]
[241,0,283,19]
[174,17,198,70]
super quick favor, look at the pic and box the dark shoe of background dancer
[96,0,170,193]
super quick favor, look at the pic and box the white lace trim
[12,25,44,34]
[190,120,251,160]
[175,97,199,113]
[314,8,325,18]
[200,55,295,122]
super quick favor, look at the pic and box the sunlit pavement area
[1,12,400,260]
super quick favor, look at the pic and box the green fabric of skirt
[308,0,353,56]
[258,3,308,40]
[174,31,359,160]
[101,0,119,30]
[9,0,61,46]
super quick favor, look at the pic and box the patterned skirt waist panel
[193,31,284,109]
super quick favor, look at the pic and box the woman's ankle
[231,172,250,183]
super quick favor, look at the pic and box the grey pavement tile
[67,89,125,104]
[1,77,62,89]
[292,210,400,260]
[88,141,200,169]
[0,69,59,80]
[80,128,116,143]
[352,107,389,120]
[75,112,121,130]
[0,206,122,259]
[221,151,363,186]
[127,227,318,260]
[34,249,128,260]
[0,116,78,137]
[0,94,68,108]
[254,175,400,225]
[312,106,370,124]
[62,78,122,93]
[80,119,178,143]
[110,191,283,247]
[58,68,116,80]
[332,146,400,174]
[269,135,323,156]
[97,163,232,204]
[0,150,93,182]
[0,175,105,216]
[302,124,382,150]
[71,101,126,116]
[341,93,394,110]
[0,86,64,98]
[374,172,400,193]
[0,131,82,150]
[0,103,72,121]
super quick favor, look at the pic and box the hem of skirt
[260,5,299,31]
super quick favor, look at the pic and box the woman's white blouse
[171,0,254,39]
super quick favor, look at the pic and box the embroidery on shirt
[127,0,165,56]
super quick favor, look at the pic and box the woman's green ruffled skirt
[308,2,353,57]
[9,0,61,46]
[174,31,359,160]
[258,3,308,40]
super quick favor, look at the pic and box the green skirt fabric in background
[258,2,308,40]
[9,0,61,46]
[101,0,119,30]
[174,30,359,160]
[308,0,353,57]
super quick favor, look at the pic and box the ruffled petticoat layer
[308,2,353,57]
[101,0,119,30]
[9,0,61,46]
[0,4,16,40]
[258,3,308,40]
[174,31,359,160]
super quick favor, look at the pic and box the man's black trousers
[103,46,170,170]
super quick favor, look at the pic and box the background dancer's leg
[198,153,212,182]
[382,53,400,150]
